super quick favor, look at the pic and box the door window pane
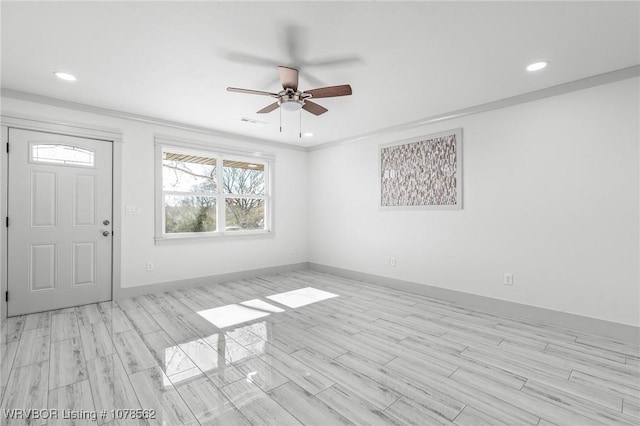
[165,195,216,233]
[32,144,95,167]
[225,198,264,231]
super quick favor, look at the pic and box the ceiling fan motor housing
[279,89,305,111]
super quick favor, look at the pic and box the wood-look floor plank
[522,379,637,425]
[79,322,114,361]
[0,341,19,391]
[23,311,52,332]
[1,361,49,426]
[76,304,102,327]
[51,310,80,342]
[450,368,603,425]
[453,406,510,426]
[336,351,465,420]
[178,337,245,388]
[13,328,50,368]
[129,366,198,426]
[385,396,455,426]
[123,308,162,335]
[232,356,290,392]
[101,307,134,335]
[112,329,158,375]
[1,316,25,344]
[268,381,353,426]
[49,337,86,389]
[385,357,540,425]
[139,330,197,377]
[315,384,405,426]
[570,369,640,400]
[622,398,640,417]
[291,347,401,410]
[220,378,302,425]
[258,343,335,395]
[48,380,95,426]
[173,376,250,425]
[85,354,142,425]
[307,326,396,365]
[151,313,198,343]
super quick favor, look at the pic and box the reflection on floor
[1,270,639,425]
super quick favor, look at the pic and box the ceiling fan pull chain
[299,109,302,139]
[279,107,282,133]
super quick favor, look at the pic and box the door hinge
[5,143,8,153]
[5,292,8,302]
[5,217,7,227]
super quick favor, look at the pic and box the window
[156,140,272,239]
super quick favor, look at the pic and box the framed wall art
[380,128,462,209]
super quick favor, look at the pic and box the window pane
[165,195,216,233]
[223,160,265,195]
[225,198,264,231]
[32,144,95,167]
[163,152,216,192]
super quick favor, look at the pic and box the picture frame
[379,128,462,209]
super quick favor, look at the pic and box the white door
[7,128,113,316]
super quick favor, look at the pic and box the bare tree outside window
[161,152,267,234]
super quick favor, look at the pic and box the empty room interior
[0,1,639,425]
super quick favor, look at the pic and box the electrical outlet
[390,257,397,267]
[290,246,296,256]
[504,273,513,285]
[146,262,154,272]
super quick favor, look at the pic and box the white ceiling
[1,1,638,148]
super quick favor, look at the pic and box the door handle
[103,219,110,225]
[102,231,110,237]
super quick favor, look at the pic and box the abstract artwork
[380,129,462,208]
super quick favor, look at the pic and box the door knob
[103,219,110,225]
[102,231,110,237]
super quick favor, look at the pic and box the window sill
[154,229,272,244]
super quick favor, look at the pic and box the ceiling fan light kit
[227,66,352,137]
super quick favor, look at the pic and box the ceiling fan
[227,66,352,116]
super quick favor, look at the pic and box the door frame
[0,114,123,318]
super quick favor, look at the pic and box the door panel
[8,128,113,316]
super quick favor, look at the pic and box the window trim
[154,136,274,242]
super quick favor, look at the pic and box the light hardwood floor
[1,270,638,425]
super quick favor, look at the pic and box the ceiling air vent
[240,117,268,126]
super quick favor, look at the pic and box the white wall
[1,97,308,289]
[308,77,640,327]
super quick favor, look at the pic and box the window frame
[154,137,273,241]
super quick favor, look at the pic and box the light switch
[125,205,141,215]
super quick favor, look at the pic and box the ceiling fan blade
[227,87,278,97]
[304,85,352,98]
[278,66,299,91]
[257,102,280,114]
[305,55,362,68]
[302,100,328,116]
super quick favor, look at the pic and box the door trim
[1,114,123,318]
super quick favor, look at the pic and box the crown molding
[2,65,638,153]
[0,88,308,152]
[309,65,640,151]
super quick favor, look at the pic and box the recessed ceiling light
[53,71,77,81]
[303,132,313,137]
[526,61,549,72]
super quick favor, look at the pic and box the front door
[7,128,113,316]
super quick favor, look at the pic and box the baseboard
[114,262,310,299]
[308,263,640,345]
